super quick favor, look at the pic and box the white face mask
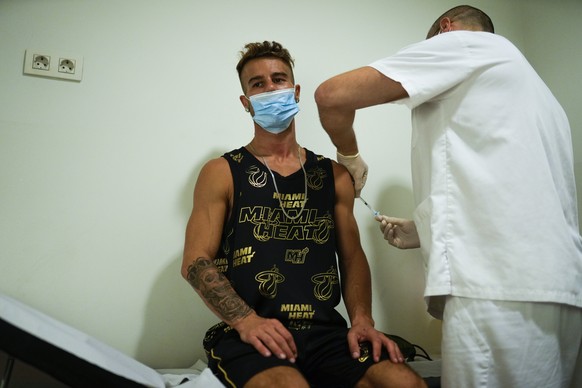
[246,88,299,134]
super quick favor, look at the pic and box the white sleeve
[368,33,487,109]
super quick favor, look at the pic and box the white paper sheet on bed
[0,293,224,387]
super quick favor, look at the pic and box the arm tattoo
[186,257,252,323]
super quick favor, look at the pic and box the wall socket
[24,49,83,81]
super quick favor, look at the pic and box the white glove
[377,215,420,249]
[337,152,368,197]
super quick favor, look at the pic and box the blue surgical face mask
[247,88,299,134]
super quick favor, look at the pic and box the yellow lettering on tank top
[280,304,316,320]
[284,248,309,264]
[232,246,255,267]
[238,206,335,243]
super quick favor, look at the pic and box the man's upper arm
[332,161,364,260]
[182,157,232,272]
[332,161,374,323]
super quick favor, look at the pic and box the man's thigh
[245,366,309,388]
[207,331,299,387]
[356,360,425,388]
[302,326,394,387]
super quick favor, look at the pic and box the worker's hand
[376,215,421,249]
[232,312,297,363]
[347,319,404,364]
[337,152,368,197]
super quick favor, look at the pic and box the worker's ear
[439,17,452,33]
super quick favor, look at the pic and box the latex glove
[337,152,368,197]
[376,215,420,249]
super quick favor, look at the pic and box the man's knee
[244,365,309,388]
[357,360,427,388]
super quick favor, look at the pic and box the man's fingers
[260,324,297,362]
[384,337,404,363]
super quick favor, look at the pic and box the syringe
[359,196,379,217]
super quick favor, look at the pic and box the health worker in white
[315,5,582,388]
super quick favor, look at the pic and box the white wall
[521,0,582,210]
[0,0,579,369]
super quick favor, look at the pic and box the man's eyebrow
[246,72,290,87]
[247,75,265,86]
[271,71,289,79]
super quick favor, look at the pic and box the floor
[0,350,69,388]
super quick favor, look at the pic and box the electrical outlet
[24,49,83,81]
[32,54,51,71]
[58,58,76,74]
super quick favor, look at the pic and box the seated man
[181,40,426,388]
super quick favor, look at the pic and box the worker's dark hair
[426,5,494,39]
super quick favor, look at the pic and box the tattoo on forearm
[187,257,252,323]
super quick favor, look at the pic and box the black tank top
[216,147,346,330]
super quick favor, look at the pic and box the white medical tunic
[369,32,582,318]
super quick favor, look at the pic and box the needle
[359,196,379,217]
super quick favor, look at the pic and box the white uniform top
[369,31,582,318]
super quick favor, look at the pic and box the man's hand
[232,312,297,363]
[347,320,404,364]
[376,215,420,249]
[336,152,368,197]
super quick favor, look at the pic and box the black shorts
[203,322,390,388]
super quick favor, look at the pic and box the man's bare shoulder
[201,155,230,172]
[196,156,232,193]
[330,159,352,182]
